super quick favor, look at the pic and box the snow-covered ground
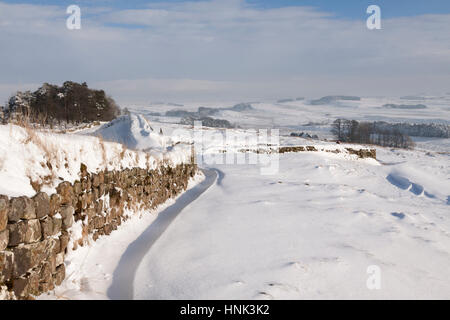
[133,148,450,299]
[38,173,205,300]
[3,94,449,300]
[127,97,450,299]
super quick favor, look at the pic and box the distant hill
[165,103,254,119]
[5,81,120,124]
[383,103,427,109]
[310,96,361,105]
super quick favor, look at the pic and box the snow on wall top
[0,122,192,198]
[94,114,170,152]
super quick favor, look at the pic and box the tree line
[4,81,120,126]
[331,119,414,149]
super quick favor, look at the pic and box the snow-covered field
[2,95,449,300]
[129,96,450,299]
[134,148,450,299]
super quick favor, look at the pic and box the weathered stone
[110,220,118,231]
[92,215,105,229]
[51,238,61,256]
[109,188,121,207]
[47,253,57,273]
[80,163,88,177]
[73,180,82,195]
[32,192,50,219]
[86,191,93,207]
[92,174,100,188]
[55,252,64,267]
[53,264,65,286]
[52,214,62,235]
[39,261,53,284]
[0,195,8,231]
[28,270,41,296]
[39,280,54,293]
[12,277,30,298]
[85,177,92,191]
[49,194,61,217]
[24,219,42,243]
[99,183,106,197]
[105,212,113,224]
[0,229,9,250]
[0,250,14,282]
[103,224,112,236]
[109,208,117,219]
[59,205,74,229]
[7,221,27,246]
[40,216,54,238]
[80,193,88,211]
[95,199,103,214]
[98,171,105,184]
[56,181,74,205]
[104,171,114,184]
[86,208,96,220]
[12,238,57,277]
[93,187,99,201]
[9,196,35,221]
[59,232,69,254]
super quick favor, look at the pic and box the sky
[0,0,450,105]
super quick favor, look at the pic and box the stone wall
[238,146,377,159]
[0,162,197,299]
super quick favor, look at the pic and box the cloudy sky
[0,0,449,105]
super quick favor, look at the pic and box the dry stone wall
[0,161,197,299]
[238,146,377,159]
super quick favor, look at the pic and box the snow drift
[93,114,170,151]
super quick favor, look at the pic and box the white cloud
[0,0,449,105]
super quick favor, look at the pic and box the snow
[38,173,205,300]
[133,148,450,299]
[3,93,450,300]
[125,97,449,299]
[93,114,171,152]
[0,122,192,197]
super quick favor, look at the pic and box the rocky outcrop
[0,161,197,299]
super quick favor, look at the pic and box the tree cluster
[331,119,414,149]
[5,81,120,125]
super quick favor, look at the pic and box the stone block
[0,229,9,250]
[0,250,14,282]
[59,205,74,229]
[9,196,35,222]
[40,216,53,238]
[0,195,8,231]
[32,192,50,219]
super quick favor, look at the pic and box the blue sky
[0,0,449,103]
[3,0,450,18]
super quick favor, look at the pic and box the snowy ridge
[94,114,170,152]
